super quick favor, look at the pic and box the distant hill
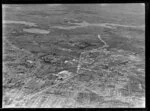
[3,4,145,26]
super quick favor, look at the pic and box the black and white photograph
[2,4,145,108]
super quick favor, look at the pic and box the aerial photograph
[2,4,145,108]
